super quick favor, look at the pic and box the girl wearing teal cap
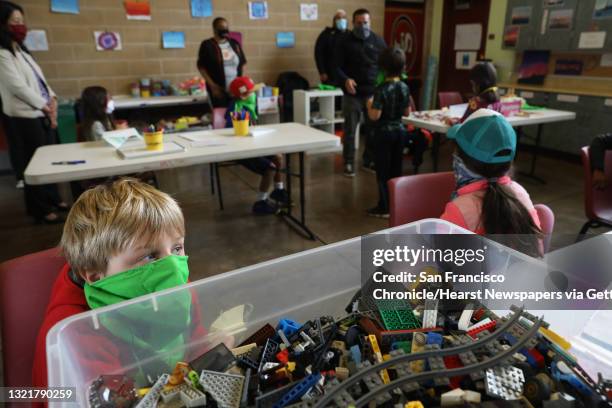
[440,109,542,244]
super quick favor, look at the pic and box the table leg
[518,124,546,184]
[432,132,440,172]
[279,151,316,240]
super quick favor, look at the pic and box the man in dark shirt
[335,8,386,177]
[314,9,347,85]
[589,133,612,189]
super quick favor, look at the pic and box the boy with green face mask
[32,178,205,389]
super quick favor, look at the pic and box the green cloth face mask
[84,255,192,376]
[234,92,258,121]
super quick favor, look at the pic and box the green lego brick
[396,308,421,329]
[379,309,404,331]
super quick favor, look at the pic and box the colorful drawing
[276,32,295,48]
[594,0,612,19]
[503,26,520,47]
[554,59,583,75]
[300,3,318,21]
[94,31,122,51]
[190,0,212,18]
[248,1,268,20]
[124,0,151,21]
[162,32,185,49]
[511,6,532,25]
[518,50,550,85]
[51,0,79,14]
[548,9,573,29]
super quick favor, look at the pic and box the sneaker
[16,180,24,189]
[367,206,389,219]
[252,200,278,215]
[270,188,290,206]
[343,164,355,177]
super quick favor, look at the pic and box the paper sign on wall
[455,51,477,70]
[162,32,185,49]
[594,0,612,19]
[605,98,612,107]
[124,1,151,21]
[578,31,606,49]
[601,53,612,67]
[300,3,318,21]
[520,91,534,99]
[94,31,122,51]
[540,9,549,35]
[454,24,482,50]
[248,1,268,20]
[51,0,79,14]
[24,30,49,51]
[190,0,212,18]
[276,32,295,48]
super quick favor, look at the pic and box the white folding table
[403,109,577,182]
[24,123,340,240]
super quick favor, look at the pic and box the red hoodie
[32,264,207,406]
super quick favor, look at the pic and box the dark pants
[2,112,25,180]
[375,128,405,211]
[7,116,62,219]
[342,94,375,166]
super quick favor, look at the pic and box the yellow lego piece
[137,387,151,398]
[368,334,390,384]
[539,327,571,350]
[231,343,258,357]
[405,402,424,408]
[411,332,426,373]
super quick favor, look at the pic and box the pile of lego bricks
[88,297,612,408]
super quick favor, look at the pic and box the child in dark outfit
[365,47,411,218]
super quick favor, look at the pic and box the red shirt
[32,264,207,406]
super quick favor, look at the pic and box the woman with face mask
[197,17,247,108]
[314,9,348,85]
[0,1,68,224]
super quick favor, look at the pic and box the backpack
[276,72,309,122]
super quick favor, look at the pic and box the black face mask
[216,28,229,38]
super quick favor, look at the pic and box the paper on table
[118,141,185,159]
[102,128,142,149]
[249,128,276,137]
[179,131,216,142]
[449,103,468,118]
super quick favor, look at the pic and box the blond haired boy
[32,178,198,388]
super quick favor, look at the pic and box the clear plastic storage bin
[45,219,605,406]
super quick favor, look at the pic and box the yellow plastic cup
[143,130,164,151]
[272,87,280,96]
[232,119,249,136]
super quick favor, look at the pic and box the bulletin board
[549,52,612,77]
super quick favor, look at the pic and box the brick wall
[17,0,385,99]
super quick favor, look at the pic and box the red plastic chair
[438,92,463,109]
[579,147,612,235]
[389,173,555,252]
[388,172,456,227]
[0,248,65,393]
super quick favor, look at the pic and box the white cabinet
[293,89,344,154]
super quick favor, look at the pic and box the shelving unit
[293,89,344,154]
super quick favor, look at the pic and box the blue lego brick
[272,373,321,408]
[276,319,301,338]
[350,344,362,364]
[426,332,443,346]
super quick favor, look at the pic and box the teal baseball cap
[447,109,516,164]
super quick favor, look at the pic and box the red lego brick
[443,355,465,389]
[467,320,497,338]
[472,308,486,322]
[276,349,289,365]
[527,348,545,369]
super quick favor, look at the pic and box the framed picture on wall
[454,0,471,10]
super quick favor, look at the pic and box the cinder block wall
[17,0,385,99]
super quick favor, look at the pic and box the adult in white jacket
[0,1,67,224]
